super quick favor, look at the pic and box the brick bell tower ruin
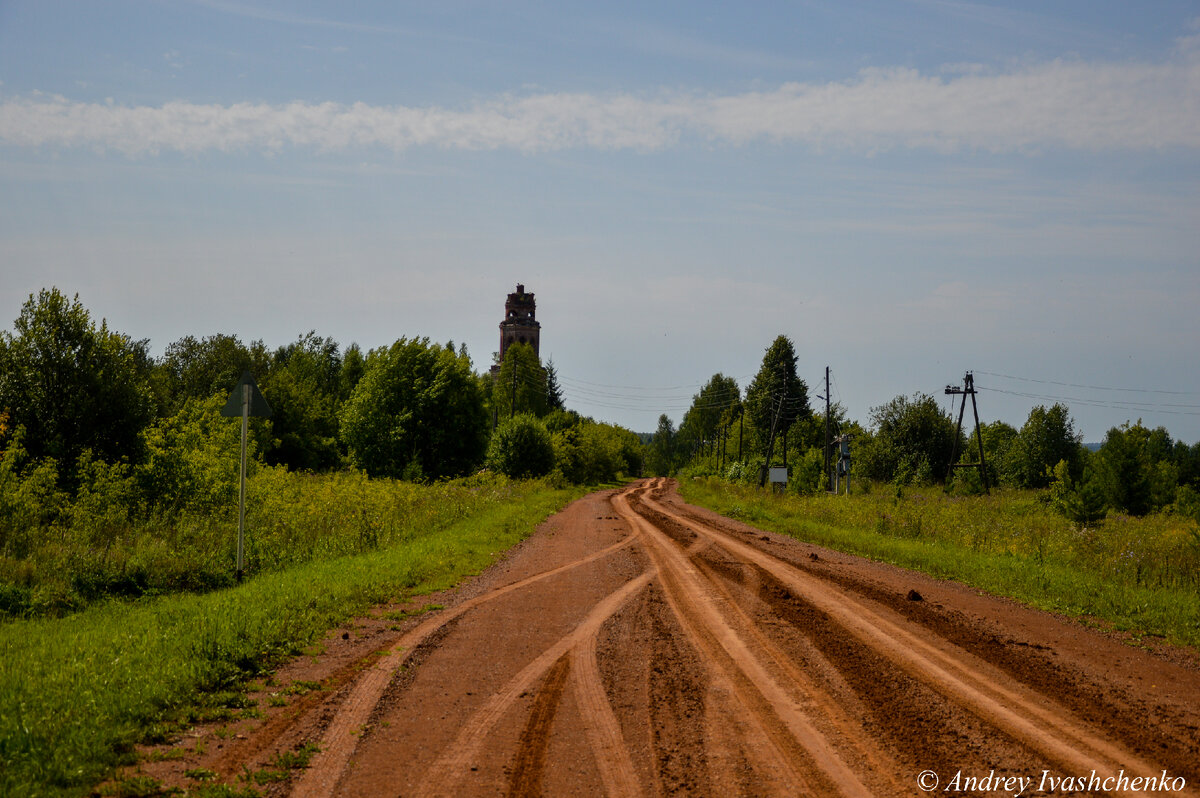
[498,283,540,362]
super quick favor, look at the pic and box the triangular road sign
[221,371,272,418]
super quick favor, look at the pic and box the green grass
[0,478,584,798]
[1,469,565,620]
[680,478,1200,649]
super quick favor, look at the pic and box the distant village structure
[497,283,540,363]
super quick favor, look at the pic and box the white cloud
[2,55,1198,155]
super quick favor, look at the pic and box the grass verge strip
[0,483,584,798]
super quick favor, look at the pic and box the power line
[975,369,1199,397]
[978,385,1200,417]
[556,373,755,392]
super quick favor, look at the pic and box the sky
[2,0,1199,442]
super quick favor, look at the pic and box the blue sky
[2,1,1199,441]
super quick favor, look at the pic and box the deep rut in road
[142,479,1200,797]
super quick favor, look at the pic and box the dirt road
[149,479,1200,796]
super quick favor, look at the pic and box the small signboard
[221,372,272,418]
[769,466,788,485]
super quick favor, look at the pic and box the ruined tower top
[499,283,540,362]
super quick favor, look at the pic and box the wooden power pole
[824,366,831,492]
[945,371,989,493]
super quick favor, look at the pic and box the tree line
[647,334,1200,522]
[0,288,642,523]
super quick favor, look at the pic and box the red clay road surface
[144,479,1200,797]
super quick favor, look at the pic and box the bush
[1048,459,1107,525]
[1172,484,1200,524]
[787,448,825,495]
[551,419,641,484]
[0,429,68,560]
[487,415,555,479]
[860,393,958,483]
[137,396,258,515]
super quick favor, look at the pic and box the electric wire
[974,370,1199,397]
[978,385,1200,417]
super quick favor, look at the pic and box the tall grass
[0,475,583,798]
[1,468,540,618]
[680,478,1200,648]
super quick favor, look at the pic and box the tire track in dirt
[687,550,907,792]
[505,652,572,798]
[413,572,653,798]
[661,492,1200,785]
[411,516,718,798]
[289,528,641,798]
[614,484,876,798]
[571,614,645,798]
[638,486,1185,796]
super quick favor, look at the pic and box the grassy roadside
[679,478,1200,650]
[0,480,585,798]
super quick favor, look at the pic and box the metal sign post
[222,372,271,582]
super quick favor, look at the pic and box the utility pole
[945,371,989,493]
[718,425,724,472]
[761,363,790,485]
[729,405,739,460]
[824,366,831,492]
[509,361,519,419]
[760,393,786,487]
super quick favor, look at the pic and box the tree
[543,408,583,433]
[492,343,548,420]
[1094,423,1153,516]
[262,332,344,472]
[743,336,809,457]
[859,393,959,484]
[545,358,565,411]
[1174,440,1200,490]
[1008,404,1082,488]
[138,395,264,513]
[487,414,555,479]
[1048,457,1107,524]
[159,333,269,410]
[339,343,366,402]
[678,374,740,455]
[1089,421,1180,516]
[646,414,678,476]
[0,289,155,474]
[971,420,1019,487]
[339,338,488,480]
[552,419,643,483]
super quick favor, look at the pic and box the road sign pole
[237,383,248,582]
[222,371,271,584]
